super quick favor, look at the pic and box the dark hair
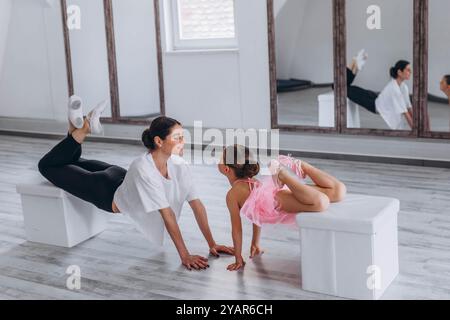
[223,144,260,179]
[445,75,450,85]
[390,60,410,79]
[141,116,181,151]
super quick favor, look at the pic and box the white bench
[16,178,109,248]
[318,91,361,128]
[296,194,399,300]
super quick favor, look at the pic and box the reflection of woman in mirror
[441,75,450,103]
[346,51,414,130]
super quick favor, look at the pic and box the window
[171,0,237,50]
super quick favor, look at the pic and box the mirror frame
[268,0,433,138]
[60,0,165,125]
[268,0,342,133]
[421,0,450,139]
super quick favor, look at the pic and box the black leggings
[347,68,378,114]
[38,135,127,213]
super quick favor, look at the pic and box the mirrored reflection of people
[441,75,450,130]
[441,75,450,104]
[346,50,414,131]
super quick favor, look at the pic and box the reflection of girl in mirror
[442,75,450,131]
[346,50,414,130]
[441,75,450,102]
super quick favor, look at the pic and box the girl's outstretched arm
[226,190,246,271]
[250,224,264,258]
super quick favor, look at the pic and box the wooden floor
[1,135,450,300]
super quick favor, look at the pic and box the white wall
[275,0,333,83]
[67,0,112,118]
[274,0,307,80]
[0,0,271,130]
[0,0,12,79]
[112,0,160,117]
[291,0,333,84]
[346,0,413,92]
[0,0,67,120]
[161,0,271,129]
[275,0,415,90]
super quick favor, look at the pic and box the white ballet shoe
[292,159,307,180]
[68,95,84,129]
[87,100,107,135]
[355,49,368,72]
[268,159,285,189]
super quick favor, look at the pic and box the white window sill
[165,48,240,56]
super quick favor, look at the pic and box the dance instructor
[38,96,234,271]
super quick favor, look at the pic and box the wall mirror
[345,0,416,134]
[61,0,165,124]
[425,0,450,136]
[271,0,338,131]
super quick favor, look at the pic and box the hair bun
[242,163,260,179]
[141,128,154,150]
[141,116,181,151]
[390,67,396,78]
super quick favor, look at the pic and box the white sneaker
[68,95,84,129]
[355,49,369,72]
[87,100,108,135]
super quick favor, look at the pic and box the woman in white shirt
[39,100,233,271]
[441,75,450,102]
[346,56,414,130]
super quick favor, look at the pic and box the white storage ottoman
[318,91,361,128]
[297,194,399,300]
[16,179,109,248]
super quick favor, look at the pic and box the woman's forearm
[159,208,190,259]
[189,200,216,248]
[405,112,413,129]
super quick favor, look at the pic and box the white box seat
[318,91,361,128]
[16,178,109,248]
[297,194,399,300]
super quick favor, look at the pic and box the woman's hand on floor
[227,256,246,271]
[181,255,209,271]
[210,244,235,257]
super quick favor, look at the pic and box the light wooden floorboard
[0,135,449,300]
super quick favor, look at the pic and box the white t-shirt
[113,153,198,244]
[375,79,412,130]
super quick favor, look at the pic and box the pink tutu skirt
[240,176,298,228]
[240,155,306,228]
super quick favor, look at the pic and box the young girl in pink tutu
[218,145,347,271]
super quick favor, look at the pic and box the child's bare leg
[276,168,330,213]
[71,118,91,144]
[301,161,346,203]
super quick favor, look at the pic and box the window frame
[170,0,238,51]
